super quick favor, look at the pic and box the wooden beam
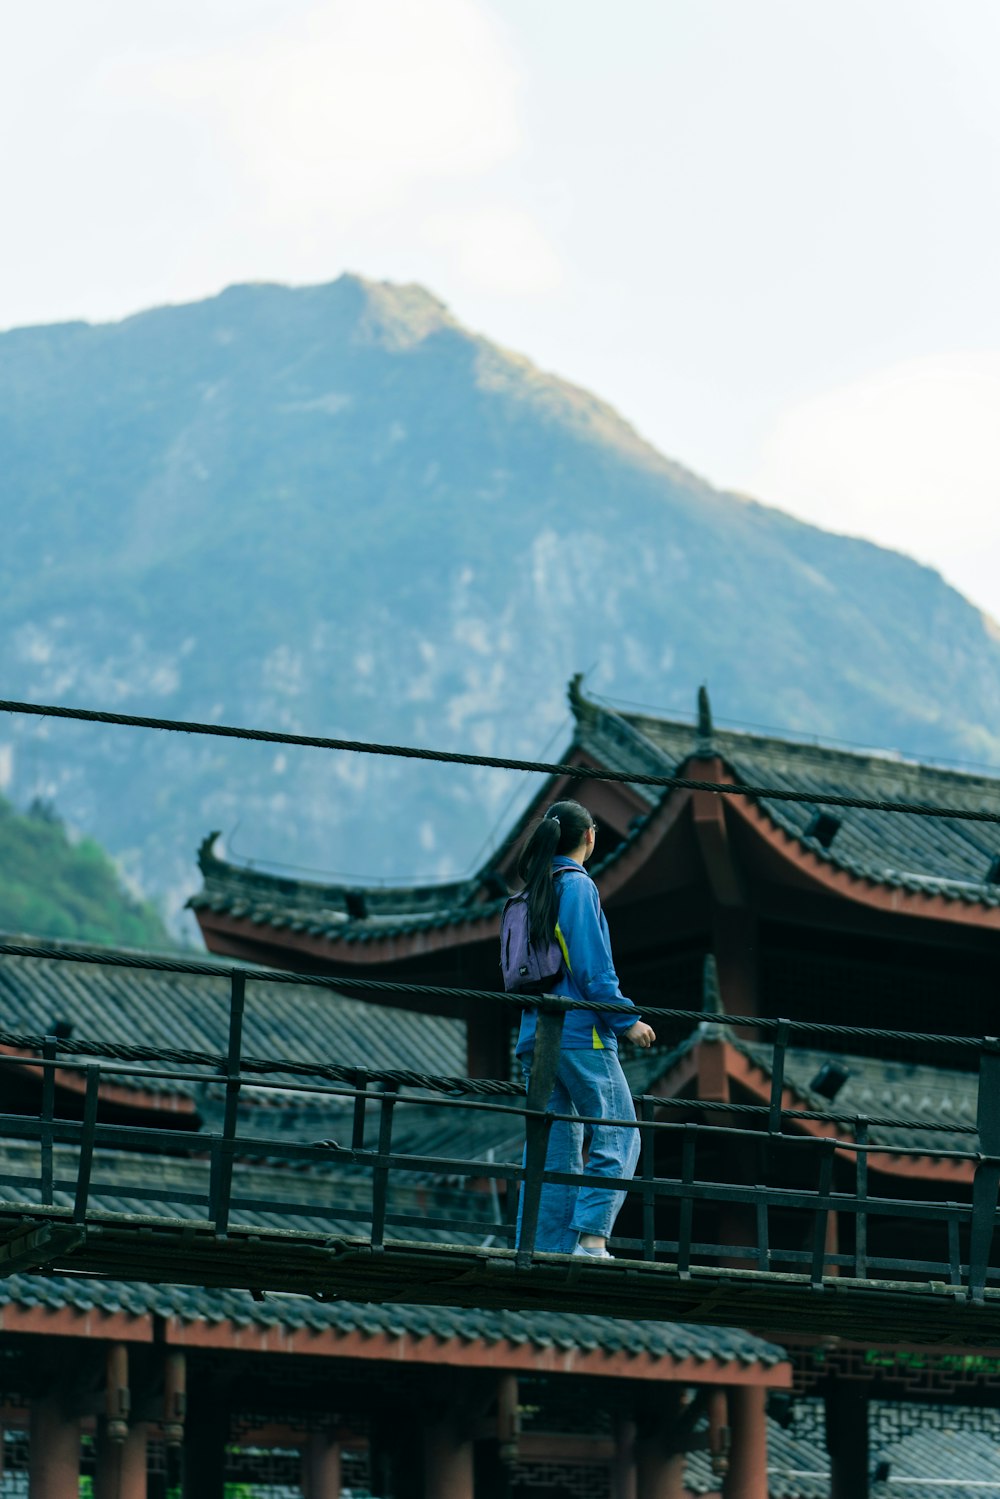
[724,1040,976,1185]
[163,1316,788,1386]
[690,759,744,908]
[727,796,1000,932]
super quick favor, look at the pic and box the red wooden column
[722,1387,768,1499]
[301,1433,342,1499]
[96,1344,144,1499]
[713,907,758,1020]
[635,1439,685,1499]
[29,1395,80,1499]
[96,1422,148,1499]
[611,1414,637,1499]
[690,745,758,1028]
[424,1414,474,1499]
[120,1424,149,1499]
[634,1390,686,1499]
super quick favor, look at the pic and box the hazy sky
[5,0,999,620]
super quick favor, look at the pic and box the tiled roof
[0,937,466,1085]
[723,1030,978,1152]
[607,696,1000,906]
[0,1272,785,1367]
[685,1399,1000,1498]
[189,832,505,944]
[195,1046,683,1181]
[0,1136,494,1239]
[189,684,1000,941]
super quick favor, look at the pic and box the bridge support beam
[825,1382,868,1499]
[29,1395,80,1499]
[301,1433,341,1499]
[722,1387,767,1499]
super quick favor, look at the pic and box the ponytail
[516,800,596,946]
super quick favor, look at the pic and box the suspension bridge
[1,941,999,1349]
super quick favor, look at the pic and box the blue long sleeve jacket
[514,856,641,1056]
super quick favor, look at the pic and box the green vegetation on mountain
[0,797,172,948]
[1,274,999,922]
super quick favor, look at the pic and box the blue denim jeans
[517,1047,641,1252]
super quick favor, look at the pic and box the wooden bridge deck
[3,1207,1000,1349]
[1,964,1000,1351]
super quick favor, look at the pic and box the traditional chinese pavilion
[188,677,1000,1497]
[2,680,1000,1499]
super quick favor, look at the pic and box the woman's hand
[623,1020,656,1049]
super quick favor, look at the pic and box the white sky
[4,0,999,621]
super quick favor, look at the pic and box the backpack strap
[552,863,587,974]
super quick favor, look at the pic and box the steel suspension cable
[2,697,999,823]
[0,938,987,1051]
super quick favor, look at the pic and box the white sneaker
[573,1243,614,1260]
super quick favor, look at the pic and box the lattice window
[225,1445,303,1486]
[341,1446,372,1494]
[146,1437,167,1474]
[1,1429,29,1499]
[508,1460,611,1499]
[872,1401,1000,1445]
[767,1396,1000,1454]
[518,1384,613,1439]
[792,1341,1000,1397]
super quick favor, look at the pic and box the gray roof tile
[725,1032,978,1152]
[0,942,466,1089]
[619,705,1000,906]
[0,1272,784,1367]
[686,1399,1000,1498]
[188,690,1000,943]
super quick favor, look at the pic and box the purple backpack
[499,869,576,995]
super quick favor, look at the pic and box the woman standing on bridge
[514,800,656,1257]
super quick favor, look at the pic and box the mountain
[2,274,999,928]
[0,795,172,948]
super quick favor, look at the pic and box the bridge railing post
[758,1019,791,1273]
[370,1081,399,1250]
[754,1138,770,1272]
[768,1020,790,1134]
[516,1000,566,1269]
[677,1124,697,1277]
[969,1036,1000,1302]
[640,1096,656,1261]
[209,970,246,1235]
[810,1138,836,1289]
[73,1064,101,1224]
[40,1036,57,1206]
[352,1068,371,1150]
[853,1119,869,1280]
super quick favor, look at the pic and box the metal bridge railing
[0,950,999,1305]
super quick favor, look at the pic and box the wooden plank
[1,1206,997,1348]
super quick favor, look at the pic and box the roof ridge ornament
[701,953,723,1014]
[567,671,599,728]
[198,831,224,874]
[698,954,726,1041]
[696,683,714,757]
